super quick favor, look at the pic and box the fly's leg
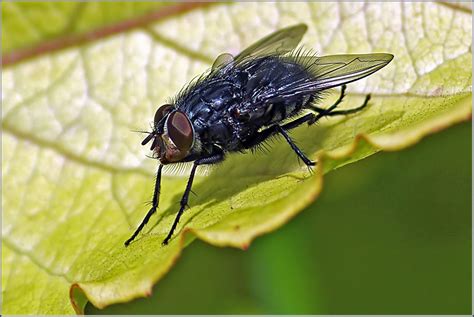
[328,93,370,116]
[125,164,163,246]
[276,89,370,165]
[308,84,346,124]
[162,152,225,245]
[242,85,370,166]
[309,84,371,120]
[243,123,315,166]
[276,126,315,166]
[268,86,349,132]
[311,95,371,117]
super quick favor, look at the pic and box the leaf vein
[2,122,151,177]
[144,27,213,65]
[2,237,73,283]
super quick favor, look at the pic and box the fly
[124,24,393,246]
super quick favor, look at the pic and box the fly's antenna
[129,127,155,146]
[141,132,155,146]
[131,129,152,134]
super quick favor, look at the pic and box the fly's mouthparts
[150,136,159,151]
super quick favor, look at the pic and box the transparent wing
[234,24,308,62]
[257,53,393,102]
[300,53,394,90]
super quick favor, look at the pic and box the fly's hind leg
[308,84,346,124]
[242,85,349,146]
[310,96,371,117]
[242,85,371,169]
[308,84,371,123]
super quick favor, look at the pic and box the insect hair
[162,161,213,177]
[170,67,214,106]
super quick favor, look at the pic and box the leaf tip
[69,283,87,315]
[144,287,153,298]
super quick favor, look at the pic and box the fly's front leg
[125,164,163,246]
[162,151,225,245]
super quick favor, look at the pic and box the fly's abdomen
[233,56,316,127]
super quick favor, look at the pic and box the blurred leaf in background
[1,2,471,314]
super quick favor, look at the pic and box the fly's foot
[300,155,316,167]
[303,160,317,177]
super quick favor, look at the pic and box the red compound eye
[166,111,193,152]
[154,104,174,125]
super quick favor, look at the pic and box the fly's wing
[258,53,393,103]
[211,24,307,71]
[300,53,394,90]
[234,24,308,62]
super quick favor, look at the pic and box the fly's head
[142,104,195,164]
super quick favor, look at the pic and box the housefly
[125,24,393,246]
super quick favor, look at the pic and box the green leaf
[2,2,471,314]
[2,2,175,53]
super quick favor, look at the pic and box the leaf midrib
[2,2,214,67]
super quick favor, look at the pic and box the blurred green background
[87,121,471,315]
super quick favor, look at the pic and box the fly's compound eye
[154,104,174,125]
[166,111,194,152]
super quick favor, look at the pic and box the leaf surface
[2,2,471,314]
